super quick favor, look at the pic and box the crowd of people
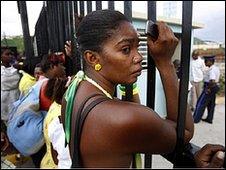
[1,9,225,169]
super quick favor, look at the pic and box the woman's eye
[122,47,130,54]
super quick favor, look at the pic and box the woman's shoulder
[88,99,158,130]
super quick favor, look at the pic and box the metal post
[87,1,92,14]
[145,1,157,168]
[96,1,102,10]
[174,1,193,168]
[74,1,79,33]
[57,1,65,51]
[79,1,84,16]
[17,1,34,72]
[108,1,115,10]
[63,1,70,42]
[46,1,53,51]
[123,1,133,101]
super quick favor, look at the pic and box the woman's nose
[133,53,143,64]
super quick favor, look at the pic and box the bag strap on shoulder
[72,94,110,168]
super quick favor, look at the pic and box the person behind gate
[193,55,220,124]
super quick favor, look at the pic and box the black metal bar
[124,1,132,22]
[53,2,60,51]
[174,1,193,168]
[123,1,133,101]
[145,1,156,168]
[74,1,78,14]
[35,5,49,57]
[79,1,84,16]
[87,1,92,14]
[74,1,79,33]
[17,1,34,73]
[62,1,69,42]
[69,1,75,41]
[57,1,65,51]
[67,1,72,40]
[96,1,102,10]
[69,1,75,57]
[46,1,52,51]
[108,0,115,96]
[17,1,21,14]
[108,1,114,10]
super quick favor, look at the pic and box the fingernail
[217,151,225,159]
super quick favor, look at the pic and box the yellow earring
[94,64,102,71]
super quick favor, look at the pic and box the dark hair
[204,58,215,64]
[76,10,129,54]
[52,78,68,104]
[192,50,199,56]
[45,77,68,104]
[35,63,42,68]
[40,53,64,73]
[1,47,10,56]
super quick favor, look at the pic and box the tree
[1,36,25,53]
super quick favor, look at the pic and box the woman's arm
[147,21,194,143]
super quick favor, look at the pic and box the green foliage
[1,36,24,53]
[217,73,225,96]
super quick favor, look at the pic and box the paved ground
[151,96,225,169]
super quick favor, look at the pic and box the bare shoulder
[90,99,162,129]
[81,99,174,153]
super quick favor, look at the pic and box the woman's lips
[133,68,142,76]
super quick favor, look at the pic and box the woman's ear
[83,50,100,67]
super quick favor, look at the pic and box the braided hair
[76,10,129,55]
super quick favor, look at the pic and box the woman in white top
[1,48,21,122]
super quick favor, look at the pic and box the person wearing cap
[193,55,220,123]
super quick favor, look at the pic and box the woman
[30,53,67,168]
[6,52,67,168]
[1,48,21,123]
[61,10,194,168]
[41,77,72,169]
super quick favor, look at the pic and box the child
[41,77,72,168]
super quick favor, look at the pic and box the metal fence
[18,1,194,168]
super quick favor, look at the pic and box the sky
[1,1,225,43]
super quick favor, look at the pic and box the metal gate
[18,1,195,168]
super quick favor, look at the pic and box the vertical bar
[174,1,193,168]
[123,1,133,101]
[69,1,75,59]
[67,1,72,40]
[74,1,79,33]
[53,2,60,51]
[46,1,53,51]
[57,1,65,51]
[63,1,70,42]
[124,1,132,22]
[69,1,75,41]
[17,1,34,73]
[145,1,156,168]
[74,1,78,14]
[108,1,115,10]
[79,1,84,16]
[96,1,102,10]
[73,1,82,74]
[87,1,92,14]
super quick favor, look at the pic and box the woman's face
[1,50,13,64]
[99,21,143,85]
